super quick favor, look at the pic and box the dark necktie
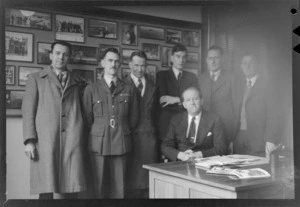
[210,72,216,81]
[177,72,182,85]
[110,81,115,94]
[137,79,143,96]
[57,72,66,88]
[188,117,196,143]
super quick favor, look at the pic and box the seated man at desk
[161,87,227,161]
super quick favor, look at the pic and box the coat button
[112,105,115,108]
[97,100,100,103]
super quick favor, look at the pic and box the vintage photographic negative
[99,44,120,60]
[183,30,200,47]
[72,69,94,84]
[6,65,16,85]
[18,66,42,86]
[122,22,138,45]
[142,43,160,61]
[37,42,51,65]
[69,45,98,65]
[96,67,104,80]
[166,29,182,44]
[186,52,199,63]
[88,19,117,39]
[5,8,52,30]
[161,46,172,67]
[122,48,136,64]
[122,68,131,79]
[146,64,157,84]
[55,14,84,43]
[140,25,165,40]
[5,31,33,62]
[6,90,25,109]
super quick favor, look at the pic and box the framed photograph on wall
[55,14,84,43]
[72,69,94,84]
[122,68,131,79]
[122,22,138,45]
[187,52,199,63]
[96,67,104,80]
[88,19,117,39]
[6,89,24,109]
[183,30,200,47]
[6,65,16,85]
[5,8,52,31]
[5,31,33,62]
[99,44,120,60]
[18,66,42,86]
[122,48,136,64]
[69,45,98,65]
[161,46,172,67]
[146,64,157,84]
[166,29,182,44]
[37,42,51,64]
[140,25,164,40]
[142,43,160,61]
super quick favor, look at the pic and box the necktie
[110,81,115,94]
[177,72,182,84]
[247,79,252,88]
[137,79,143,96]
[188,117,196,143]
[57,72,65,88]
[210,72,216,81]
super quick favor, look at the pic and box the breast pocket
[93,98,106,117]
[119,96,130,117]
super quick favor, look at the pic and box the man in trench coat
[22,41,87,199]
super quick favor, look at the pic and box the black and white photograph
[18,66,42,86]
[5,8,52,31]
[140,25,165,40]
[166,29,182,44]
[99,44,120,59]
[5,31,33,62]
[146,64,157,84]
[183,30,200,47]
[122,22,138,45]
[72,69,94,84]
[186,52,199,63]
[96,67,104,80]
[55,14,84,43]
[6,90,24,110]
[161,46,172,67]
[37,42,51,64]
[122,48,136,64]
[6,65,16,85]
[88,19,117,39]
[142,43,160,60]
[69,45,98,65]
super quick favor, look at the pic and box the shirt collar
[210,69,221,81]
[50,66,67,76]
[130,73,145,86]
[104,74,117,86]
[188,111,202,122]
[247,75,258,87]
[172,67,182,79]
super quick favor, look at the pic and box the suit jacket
[82,78,139,155]
[161,110,227,161]
[232,74,279,152]
[199,70,236,143]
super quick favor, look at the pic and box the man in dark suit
[161,87,227,161]
[232,53,279,157]
[124,51,159,198]
[82,48,139,198]
[199,46,236,153]
[156,44,198,143]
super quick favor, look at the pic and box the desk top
[143,160,280,192]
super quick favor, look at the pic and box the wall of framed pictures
[5,7,201,116]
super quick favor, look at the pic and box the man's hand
[184,149,193,156]
[25,142,36,160]
[160,96,180,107]
[191,151,203,159]
[177,152,192,161]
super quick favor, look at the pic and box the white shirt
[210,69,221,81]
[172,67,182,80]
[186,112,202,143]
[104,75,117,88]
[130,74,146,97]
[247,75,258,88]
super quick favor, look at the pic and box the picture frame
[187,52,199,63]
[161,46,172,67]
[5,8,52,31]
[69,45,98,65]
[72,69,94,84]
[88,19,117,39]
[18,66,42,86]
[6,90,25,117]
[122,68,131,79]
[122,22,138,45]
[166,29,182,44]
[6,65,16,85]
[37,42,51,65]
[142,43,160,61]
[146,64,157,84]
[122,48,136,64]
[183,30,200,47]
[55,14,84,43]
[99,44,120,60]
[5,31,33,62]
[140,25,165,40]
[96,67,104,80]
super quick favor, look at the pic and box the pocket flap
[90,127,105,136]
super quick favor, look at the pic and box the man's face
[206,49,222,72]
[101,52,120,77]
[129,56,146,79]
[182,89,203,116]
[171,51,186,70]
[241,55,257,78]
[50,44,70,71]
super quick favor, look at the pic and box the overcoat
[124,75,159,190]
[22,66,87,194]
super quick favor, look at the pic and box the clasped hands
[160,96,180,107]
[177,149,203,161]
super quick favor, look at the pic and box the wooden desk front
[143,161,283,199]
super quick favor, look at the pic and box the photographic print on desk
[99,44,120,60]
[161,46,172,67]
[183,30,200,47]
[166,29,182,44]
[70,45,98,65]
[55,14,84,43]
[146,64,157,84]
[5,31,33,62]
[5,8,52,31]
[122,48,136,64]
[142,43,160,61]
[140,25,165,40]
[37,42,51,64]
[122,22,138,45]
[18,66,42,86]
[96,67,104,80]
[6,65,16,85]
[88,19,117,39]
[72,69,94,84]
[187,52,199,63]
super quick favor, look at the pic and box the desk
[143,161,285,199]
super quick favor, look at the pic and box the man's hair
[51,41,72,55]
[130,50,147,61]
[101,47,120,60]
[171,43,187,55]
[207,45,224,56]
[181,86,203,102]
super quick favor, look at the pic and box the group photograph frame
[69,45,98,65]
[5,8,52,31]
[18,66,43,86]
[55,14,85,43]
[166,28,182,44]
[5,31,34,62]
[122,22,138,45]
[37,42,51,65]
[6,89,25,117]
[139,25,165,40]
[142,43,160,61]
[6,65,16,86]
[182,30,200,47]
[88,18,117,39]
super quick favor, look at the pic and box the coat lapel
[114,78,126,95]
[195,110,209,146]
[211,70,227,95]
[40,67,62,89]
[141,77,155,107]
